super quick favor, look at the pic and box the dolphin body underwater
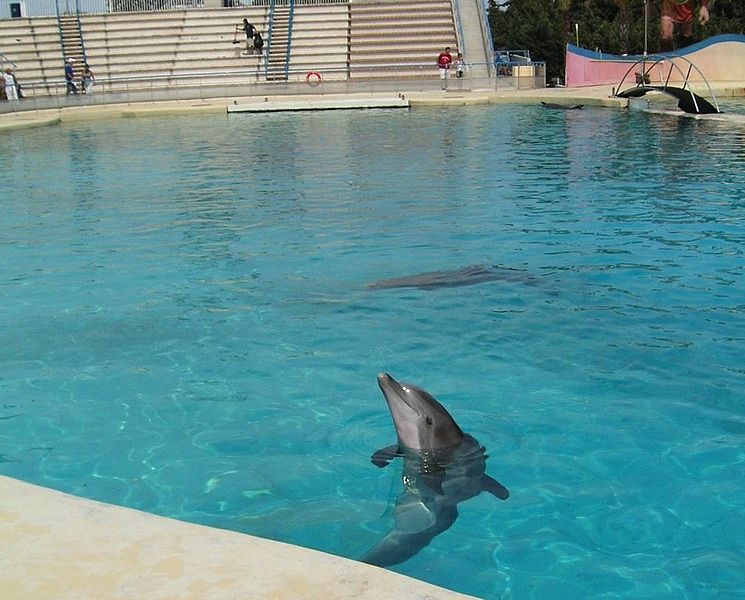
[366,264,537,291]
[362,373,509,567]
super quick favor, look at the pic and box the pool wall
[566,34,745,88]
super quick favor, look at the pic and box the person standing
[455,52,465,78]
[437,46,452,90]
[82,63,95,94]
[3,67,18,101]
[64,58,78,95]
[238,18,256,56]
[660,0,709,51]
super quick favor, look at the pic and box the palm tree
[556,0,573,45]
[613,0,632,53]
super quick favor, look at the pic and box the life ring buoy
[306,71,322,87]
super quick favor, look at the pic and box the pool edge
[0,475,481,600]
[2,84,744,131]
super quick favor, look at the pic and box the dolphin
[362,373,509,568]
[366,264,536,291]
[541,101,585,110]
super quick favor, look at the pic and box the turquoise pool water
[1,105,744,599]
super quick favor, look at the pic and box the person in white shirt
[3,67,18,101]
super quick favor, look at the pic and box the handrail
[264,0,276,78]
[475,0,495,77]
[10,61,545,87]
[14,60,524,89]
[54,0,65,61]
[74,0,88,65]
[284,0,295,80]
[0,60,546,114]
[0,0,346,18]
[0,52,18,68]
[450,0,465,55]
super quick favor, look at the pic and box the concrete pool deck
[2,81,744,132]
[0,476,479,599]
[1,83,744,131]
[0,85,631,131]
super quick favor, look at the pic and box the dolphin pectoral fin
[371,445,401,468]
[482,475,510,500]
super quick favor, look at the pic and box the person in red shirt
[661,0,709,52]
[437,47,453,89]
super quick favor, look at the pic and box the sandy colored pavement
[2,83,744,131]
[0,476,479,600]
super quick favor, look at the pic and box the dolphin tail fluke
[361,531,426,567]
[361,504,458,567]
[361,524,451,567]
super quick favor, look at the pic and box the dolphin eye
[425,416,433,426]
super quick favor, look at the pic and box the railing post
[284,0,295,81]
[264,0,276,79]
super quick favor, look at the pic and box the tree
[489,0,565,80]
[489,0,745,83]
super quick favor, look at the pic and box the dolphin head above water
[377,373,464,451]
[364,374,509,567]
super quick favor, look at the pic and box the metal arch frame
[614,53,720,114]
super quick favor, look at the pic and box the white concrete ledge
[227,96,410,112]
[0,475,478,600]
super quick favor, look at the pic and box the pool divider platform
[227,96,410,113]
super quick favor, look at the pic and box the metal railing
[476,0,495,77]
[0,52,18,69]
[264,0,276,78]
[0,0,344,18]
[55,0,88,64]
[450,0,464,54]
[284,0,295,81]
[0,62,545,113]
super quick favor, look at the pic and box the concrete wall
[0,1,485,94]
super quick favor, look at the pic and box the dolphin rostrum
[362,373,509,567]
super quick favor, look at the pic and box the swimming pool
[1,104,744,599]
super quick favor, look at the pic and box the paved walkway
[2,80,744,132]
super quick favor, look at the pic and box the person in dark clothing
[237,18,256,56]
[253,30,264,55]
[64,58,78,95]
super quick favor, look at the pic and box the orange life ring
[306,71,322,87]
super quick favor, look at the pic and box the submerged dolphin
[541,101,585,110]
[366,264,535,291]
[362,373,509,567]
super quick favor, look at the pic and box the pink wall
[565,36,745,88]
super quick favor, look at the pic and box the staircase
[265,2,293,82]
[58,14,86,64]
[349,0,457,78]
